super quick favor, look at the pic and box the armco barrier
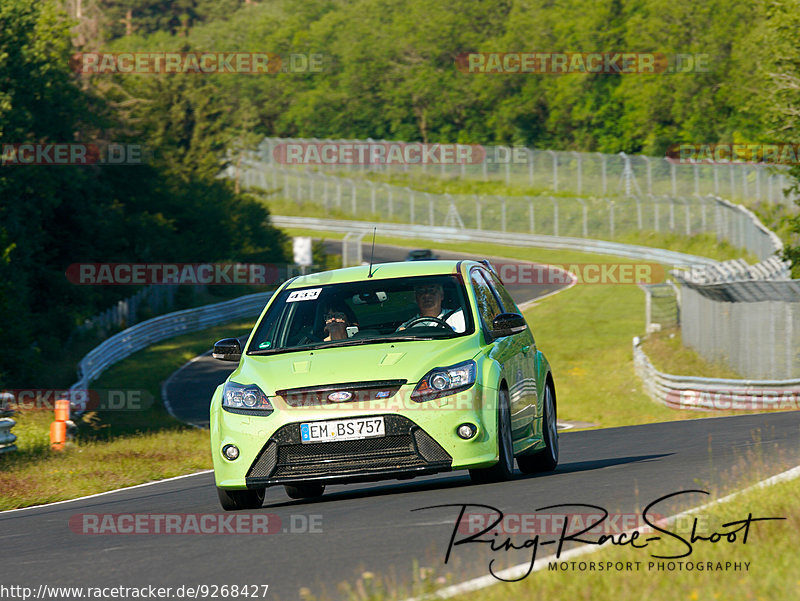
[68,292,274,407]
[633,337,800,411]
[270,215,719,268]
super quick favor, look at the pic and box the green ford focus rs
[210,259,558,510]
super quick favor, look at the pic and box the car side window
[489,272,521,314]
[470,269,503,329]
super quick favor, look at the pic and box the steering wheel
[397,316,452,331]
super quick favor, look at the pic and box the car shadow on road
[519,453,674,479]
[262,453,673,507]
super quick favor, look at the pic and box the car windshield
[247,274,474,354]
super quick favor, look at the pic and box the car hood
[230,337,480,395]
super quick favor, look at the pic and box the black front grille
[245,415,451,483]
[276,379,407,407]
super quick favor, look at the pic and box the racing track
[3,244,799,600]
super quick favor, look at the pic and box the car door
[469,267,527,448]
[487,270,540,441]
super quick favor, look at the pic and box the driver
[398,282,465,333]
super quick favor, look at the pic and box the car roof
[285,260,483,288]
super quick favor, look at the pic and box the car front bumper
[211,384,499,489]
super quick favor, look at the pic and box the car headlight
[411,360,476,402]
[222,382,273,413]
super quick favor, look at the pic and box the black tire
[517,381,559,473]
[469,386,514,484]
[216,486,265,511]
[284,483,326,500]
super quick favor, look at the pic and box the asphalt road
[3,412,800,600]
[164,242,566,428]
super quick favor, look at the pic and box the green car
[210,259,558,510]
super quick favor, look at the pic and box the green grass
[0,319,255,510]
[641,328,743,379]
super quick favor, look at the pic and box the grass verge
[641,328,743,378]
[0,319,254,510]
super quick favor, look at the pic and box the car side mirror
[491,313,527,337]
[213,338,242,361]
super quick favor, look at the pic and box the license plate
[300,417,385,443]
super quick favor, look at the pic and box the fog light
[222,444,239,460]
[457,423,477,440]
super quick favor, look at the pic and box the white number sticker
[286,288,322,302]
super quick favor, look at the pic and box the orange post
[50,399,70,451]
[54,399,70,422]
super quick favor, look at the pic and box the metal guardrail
[270,215,720,268]
[68,292,274,407]
[633,337,800,411]
[676,257,790,285]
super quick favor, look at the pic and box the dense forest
[1,0,799,387]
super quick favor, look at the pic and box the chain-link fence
[238,159,780,261]
[258,137,799,205]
